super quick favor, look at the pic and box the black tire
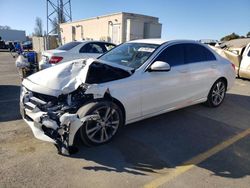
[205,79,227,107]
[77,100,124,146]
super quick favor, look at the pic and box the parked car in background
[20,39,235,155]
[0,37,8,49]
[22,41,32,50]
[210,38,250,79]
[5,41,15,51]
[39,40,116,70]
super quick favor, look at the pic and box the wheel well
[103,93,126,125]
[110,97,126,125]
[218,77,228,90]
[73,95,127,145]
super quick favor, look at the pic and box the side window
[155,44,185,66]
[185,44,216,63]
[103,43,116,52]
[79,43,104,53]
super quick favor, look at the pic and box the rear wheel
[206,79,227,107]
[77,101,123,146]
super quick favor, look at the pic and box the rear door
[184,43,217,100]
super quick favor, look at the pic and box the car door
[140,43,193,116]
[184,43,218,100]
[239,43,250,79]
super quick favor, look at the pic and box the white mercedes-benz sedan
[20,39,235,155]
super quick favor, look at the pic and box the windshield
[99,43,159,69]
[57,42,81,51]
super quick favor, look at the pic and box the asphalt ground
[0,51,249,188]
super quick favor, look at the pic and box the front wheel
[77,101,124,146]
[205,79,227,107]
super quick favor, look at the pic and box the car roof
[75,40,116,45]
[126,39,205,46]
[127,39,168,45]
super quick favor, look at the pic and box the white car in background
[20,39,235,155]
[39,41,116,70]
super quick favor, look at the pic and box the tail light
[231,63,236,71]
[49,56,63,64]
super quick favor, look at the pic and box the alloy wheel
[85,105,120,143]
[211,81,226,106]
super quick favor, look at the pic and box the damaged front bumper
[20,86,99,155]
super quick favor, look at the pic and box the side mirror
[149,61,171,72]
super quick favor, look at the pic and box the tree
[247,32,250,38]
[33,17,43,37]
[220,33,241,41]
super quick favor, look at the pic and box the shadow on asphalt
[0,85,21,122]
[71,93,250,179]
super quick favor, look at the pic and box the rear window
[57,42,81,51]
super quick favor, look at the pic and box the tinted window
[185,43,216,63]
[79,43,105,53]
[57,42,81,51]
[155,44,185,66]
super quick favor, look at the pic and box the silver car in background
[39,41,116,70]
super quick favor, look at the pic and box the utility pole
[46,0,72,49]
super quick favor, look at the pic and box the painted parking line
[144,128,250,188]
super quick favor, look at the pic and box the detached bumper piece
[21,92,99,155]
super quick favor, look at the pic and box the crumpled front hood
[22,58,133,97]
[22,58,92,97]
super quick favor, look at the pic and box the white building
[60,12,162,44]
[0,29,26,42]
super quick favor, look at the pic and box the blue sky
[0,0,249,40]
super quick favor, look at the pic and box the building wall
[60,13,123,44]
[122,13,161,41]
[0,29,26,42]
[60,12,162,45]
[32,36,58,53]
